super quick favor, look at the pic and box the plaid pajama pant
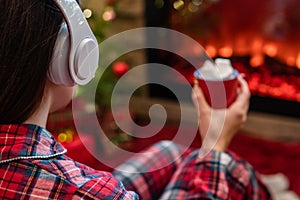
[113,141,272,200]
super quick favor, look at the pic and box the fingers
[232,75,250,108]
[192,80,210,110]
[238,75,250,97]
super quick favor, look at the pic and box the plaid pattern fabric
[113,141,193,200]
[0,124,271,200]
[0,124,138,200]
[114,141,272,200]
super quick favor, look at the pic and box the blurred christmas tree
[76,0,130,109]
[75,0,134,148]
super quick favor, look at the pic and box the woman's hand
[192,76,250,152]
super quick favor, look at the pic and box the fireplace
[145,0,300,118]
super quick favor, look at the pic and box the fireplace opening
[145,0,300,118]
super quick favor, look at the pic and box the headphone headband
[49,0,99,86]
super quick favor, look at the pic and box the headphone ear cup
[48,23,74,86]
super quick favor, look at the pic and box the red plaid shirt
[0,124,138,199]
[0,124,271,199]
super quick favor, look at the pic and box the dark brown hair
[0,0,63,123]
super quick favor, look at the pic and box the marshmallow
[195,58,234,80]
[215,58,234,79]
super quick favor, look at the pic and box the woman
[0,0,271,199]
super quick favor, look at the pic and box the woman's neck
[24,97,51,128]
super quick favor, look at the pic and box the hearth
[145,0,300,118]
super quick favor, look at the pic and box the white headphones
[48,0,99,86]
